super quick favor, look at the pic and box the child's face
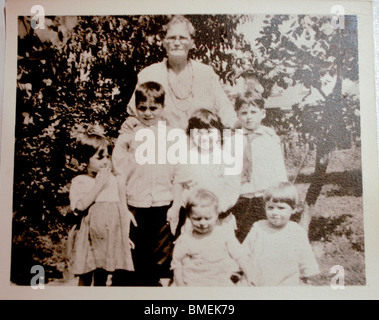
[189,205,218,234]
[136,99,164,127]
[265,200,294,228]
[237,103,266,132]
[191,128,220,152]
[87,146,111,177]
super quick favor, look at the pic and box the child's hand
[129,212,137,227]
[120,117,140,134]
[167,207,180,235]
[95,164,112,190]
[129,239,135,250]
[123,206,137,227]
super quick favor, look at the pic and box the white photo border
[1,0,379,300]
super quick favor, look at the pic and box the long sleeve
[112,133,134,177]
[217,173,241,213]
[242,225,258,258]
[297,229,320,278]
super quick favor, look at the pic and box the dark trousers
[231,197,266,243]
[127,205,173,286]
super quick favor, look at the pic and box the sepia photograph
[1,0,379,300]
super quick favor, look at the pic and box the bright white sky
[237,15,266,51]
[236,15,359,108]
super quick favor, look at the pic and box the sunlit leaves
[14,14,248,219]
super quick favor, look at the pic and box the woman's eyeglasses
[165,36,190,44]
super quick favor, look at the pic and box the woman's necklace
[167,60,194,102]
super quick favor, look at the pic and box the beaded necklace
[167,60,194,103]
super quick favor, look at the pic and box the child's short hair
[184,188,219,217]
[264,182,299,209]
[135,81,165,107]
[234,94,265,113]
[186,108,225,141]
[75,133,113,165]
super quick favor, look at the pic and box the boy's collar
[135,117,168,129]
[243,125,265,136]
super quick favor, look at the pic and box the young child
[231,94,288,242]
[171,188,251,286]
[68,133,134,286]
[243,182,320,286]
[112,81,178,286]
[167,109,241,237]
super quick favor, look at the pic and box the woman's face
[163,23,194,60]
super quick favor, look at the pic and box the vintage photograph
[9,11,367,289]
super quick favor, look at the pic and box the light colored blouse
[127,59,238,130]
[243,220,320,286]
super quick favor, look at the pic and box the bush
[11,211,72,285]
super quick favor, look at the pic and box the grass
[304,191,365,286]
[11,146,365,287]
[288,146,365,286]
[11,212,72,285]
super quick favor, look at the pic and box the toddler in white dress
[243,182,320,286]
[171,188,251,286]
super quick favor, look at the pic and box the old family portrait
[11,13,365,288]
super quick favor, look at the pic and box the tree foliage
[14,14,361,223]
[14,14,250,220]
[252,15,360,208]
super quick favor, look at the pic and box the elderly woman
[120,15,237,131]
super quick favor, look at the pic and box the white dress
[243,220,320,286]
[171,225,244,286]
[68,174,134,275]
